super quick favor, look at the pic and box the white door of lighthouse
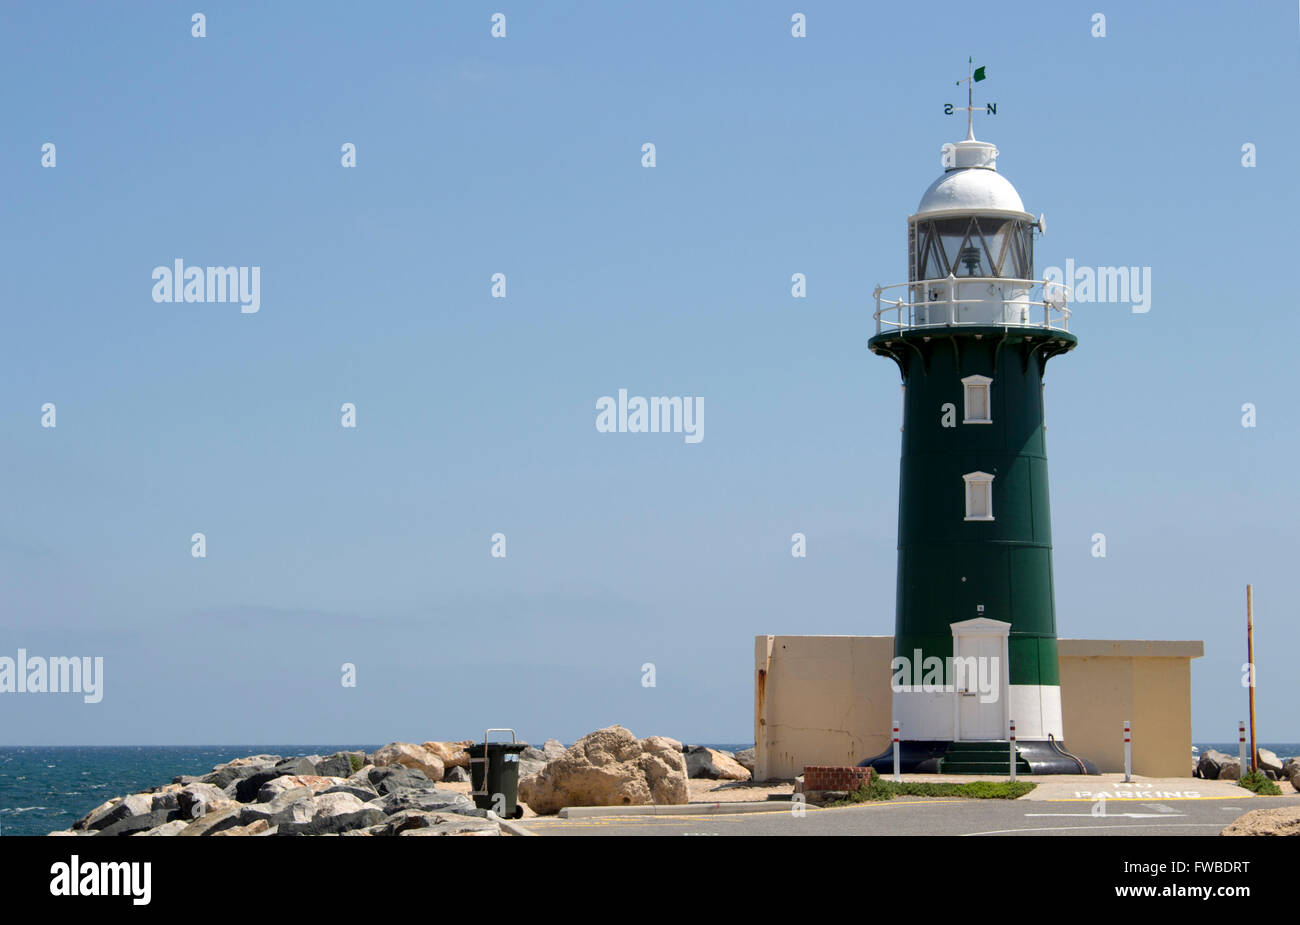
[950,618,1011,741]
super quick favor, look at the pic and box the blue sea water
[4,741,1279,836]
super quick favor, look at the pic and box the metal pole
[1123,720,1132,782]
[1247,584,1257,774]
[1009,719,1016,781]
[892,720,900,783]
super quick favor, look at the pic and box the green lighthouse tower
[863,80,1094,774]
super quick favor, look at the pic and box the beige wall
[1059,640,1202,779]
[754,635,1202,780]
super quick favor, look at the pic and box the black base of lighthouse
[859,739,1098,775]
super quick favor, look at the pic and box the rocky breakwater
[517,725,690,815]
[49,744,514,837]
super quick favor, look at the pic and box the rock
[373,742,445,782]
[1285,760,1300,792]
[273,757,318,777]
[369,765,435,795]
[684,746,751,781]
[1196,750,1234,780]
[212,819,270,837]
[321,781,380,801]
[73,797,122,831]
[313,753,355,779]
[148,784,183,812]
[238,787,317,825]
[232,772,281,803]
[389,812,500,836]
[1219,759,1242,781]
[256,775,348,802]
[133,820,189,837]
[368,788,476,816]
[443,766,471,783]
[176,782,230,820]
[277,793,384,836]
[1257,748,1284,775]
[179,806,245,837]
[517,725,689,815]
[422,741,473,770]
[735,748,756,774]
[95,809,181,837]
[90,793,154,831]
[1222,806,1300,836]
[201,755,281,789]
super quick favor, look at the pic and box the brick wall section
[804,766,877,791]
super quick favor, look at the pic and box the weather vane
[945,58,996,140]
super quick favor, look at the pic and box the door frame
[950,617,1011,741]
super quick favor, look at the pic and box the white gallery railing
[873,275,1071,335]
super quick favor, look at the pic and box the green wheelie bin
[467,728,528,819]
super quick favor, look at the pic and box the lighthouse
[863,66,1095,774]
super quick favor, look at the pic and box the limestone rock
[517,725,689,815]
[212,819,271,837]
[176,782,230,819]
[1257,748,1284,775]
[1221,806,1300,836]
[238,787,317,828]
[133,819,189,836]
[95,808,180,837]
[443,766,471,783]
[179,806,245,837]
[373,742,445,782]
[684,746,751,781]
[422,741,473,770]
[735,748,756,775]
[278,792,384,836]
[257,775,348,802]
[367,788,475,816]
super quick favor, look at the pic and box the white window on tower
[963,471,995,521]
[962,375,992,424]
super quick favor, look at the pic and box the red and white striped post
[1238,721,1247,774]
[892,720,901,782]
[1123,720,1132,782]
[1009,719,1017,781]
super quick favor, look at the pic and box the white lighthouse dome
[913,139,1032,219]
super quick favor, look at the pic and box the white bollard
[1238,721,1247,774]
[1009,719,1017,781]
[892,720,900,782]
[1123,720,1132,782]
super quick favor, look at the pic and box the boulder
[321,781,380,801]
[256,775,348,802]
[272,757,318,778]
[176,782,230,820]
[443,766,471,783]
[1257,748,1284,775]
[369,765,435,795]
[277,793,384,836]
[367,788,476,816]
[1196,750,1234,780]
[684,746,751,781]
[179,806,245,837]
[212,819,271,837]
[148,784,183,812]
[1219,759,1242,781]
[517,725,689,815]
[313,754,354,779]
[133,820,189,837]
[373,742,445,782]
[74,798,123,831]
[200,755,281,789]
[232,772,281,803]
[735,748,756,775]
[519,740,569,780]
[1222,806,1300,836]
[382,812,499,836]
[422,741,473,770]
[237,787,317,828]
[95,809,181,837]
[91,793,154,831]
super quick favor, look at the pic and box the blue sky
[0,1,1296,745]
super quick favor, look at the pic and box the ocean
[0,741,1289,837]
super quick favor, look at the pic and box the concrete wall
[1058,640,1202,779]
[754,635,1202,780]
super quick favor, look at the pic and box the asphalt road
[519,794,1300,837]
